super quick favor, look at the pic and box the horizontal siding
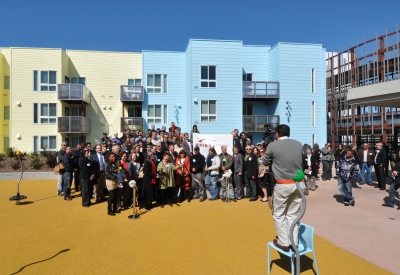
[190,40,243,134]
[142,51,185,130]
[67,50,142,145]
[10,48,62,152]
[272,43,326,147]
[242,45,269,81]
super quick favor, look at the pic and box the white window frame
[33,103,57,124]
[33,135,57,152]
[146,74,167,94]
[312,101,316,126]
[37,70,57,92]
[311,68,315,93]
[200,100,217,122]
[147,104,167,124]
[200,65,217,88]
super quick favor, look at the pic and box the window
[128,106,142,117]
[4,137,9,150]
[71,106,86,117]
[33,103,57,124]
[200,66,216,88]
[243,73,253,81]
[311,68,315,93]
[147,74,167,93]
[4,106,10,120]
[4,76,10,89]
[147,104,167,124]
[312,101,316,126]
[243,104,253,115]
[39,71,57,91]
[128,79,142,86]
[71,77,86,85]
[33,71,38,91]
[33,136,57,152]
[201,100,217,122]
[71,136,85,148]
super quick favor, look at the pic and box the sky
[1,0,399,53]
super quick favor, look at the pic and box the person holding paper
[157,152,182,207]
[175,150,191,202]
[303,147,317,193]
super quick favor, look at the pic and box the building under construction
[327,24,400,149]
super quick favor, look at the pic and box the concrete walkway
[0,172,56,180]
[302,175,399,274]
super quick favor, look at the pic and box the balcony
[58,116,91,134]
[243,81,280,99]
[243,115,280,132]
[120,85,144,102]
[58,84,91,104]
[121,117,144,132]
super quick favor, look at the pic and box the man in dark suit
[161,133,170,153]
[374,142,387,190]
[358,143,375,185]
[232,129,240,149]
[90,144,106,202]
[382,149,400,208]
[243,145,258,201]
[72,144,82,192]
[239,132,251,155]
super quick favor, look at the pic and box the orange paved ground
[0,179,392,275]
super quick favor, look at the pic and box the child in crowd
[115,160,126,188]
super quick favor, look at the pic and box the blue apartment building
[142,39,326,146]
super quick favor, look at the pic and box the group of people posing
[55,124,277,216]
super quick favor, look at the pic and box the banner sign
[193,133,233,157]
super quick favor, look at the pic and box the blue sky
[1,0,399,52]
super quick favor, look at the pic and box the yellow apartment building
[0,48,11,152]
[3,47,142,153]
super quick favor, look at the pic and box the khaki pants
[273,183,302,247]
[94,172,106,201]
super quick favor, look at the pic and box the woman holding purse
[105,153,120,216]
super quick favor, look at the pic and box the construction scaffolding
[326,24,400,149]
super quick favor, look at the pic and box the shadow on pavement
[11,249,70,275]
[270,253,317,275]
[333,194,344,204]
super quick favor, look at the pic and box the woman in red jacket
[175,150,191,202]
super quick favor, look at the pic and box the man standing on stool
[262,124,303,252]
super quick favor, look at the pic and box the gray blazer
[181,139,192,157]
[321,147,335,161]
[234,153,243,174]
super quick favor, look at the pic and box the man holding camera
[262,124,303,251]
[321,143,335,181]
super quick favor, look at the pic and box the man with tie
[182,132,192,157]
[161,133,170,153]
[90,144,106,202]
[374,142,387,190]
[232,129,240,149]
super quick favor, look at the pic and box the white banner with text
[193,133,233,158]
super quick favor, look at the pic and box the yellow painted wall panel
[66,50,142,145]
[10,48,64,152]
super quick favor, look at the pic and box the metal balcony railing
[121,117,144,132]
[58,84,91,104]
[243,115,280,132]
[120,85,144,102]
[243,81,280,98]
[58,116,91,133]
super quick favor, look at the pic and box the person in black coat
[303,147,317,193]
[243,146,258,201]
[374,142,387,190]
[72,144,82,192]
[382,149,400,208]
[190,146,206,201]
[143,152,159,210]
[79,149,95,207]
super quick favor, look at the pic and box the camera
[263,124,273,143]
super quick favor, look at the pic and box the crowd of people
[55,121,400,217]
[55,123,281,216]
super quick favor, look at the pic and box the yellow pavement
[0,180,391,275]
